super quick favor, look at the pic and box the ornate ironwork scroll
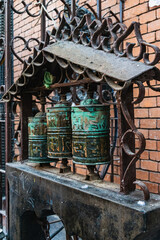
[7,0,160,68]
[119,82,146,193]
[2,0,160,195]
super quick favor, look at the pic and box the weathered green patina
[43,71,55,89]
[28,112,52,163]
[46,103,72,159]
[71,99,110,165]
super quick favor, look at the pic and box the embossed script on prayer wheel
[28,112,51,163]
[71,99,110,165]
[46,103,72,159]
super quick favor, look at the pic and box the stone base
[6,163,160,240]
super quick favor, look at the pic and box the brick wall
[13,0,160,194]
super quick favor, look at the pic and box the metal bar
[110,119,114,182]
[41,0,46,41]
[133,181,150,201]
[25,79,95,93]
[5,0,12,234]
[120,0,124,23]
[66,234,72,240]
[71,0,76,19]
[97,0,102,21]
[0,122,2,226]
[20,94,32,161]
[49,219,62,224]
[120,0,124,51]
[117,86,136,194]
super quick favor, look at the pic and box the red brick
[134,108,149,118]
[87,0,97,7]
[124,0,139,10]
[148,88,160,97]
[139,10,156,24]
[156,30,160,41]
[135,139,143,149]
[140,150,149,160]
[140,119,156,128]
[136,159,141,168]
[148,19,160,32]
[141,160,158,171]
[104,174,111,182]
[142,32,156,43]
[107,165,111,174]
[158,162,160,171]
[157,97,160,106]
[124,17,139,30]
[156,8,160,18]
[110,4,120,14]
[102,0,116,9]
[157,119,160,128]
[140,97,157,108]
[113,166,118,174]
[146,140,157,150]
[149,130,160,140]
[124,3,148,20]
[157,141,160,151]
[76,167,87,175]
[114,175,120,184]
[150,172,160,183]
[140,23,148,34]
[140,0,148,3]
[137,170,149,180]
[150,151,160,161]
[149,108,160,118]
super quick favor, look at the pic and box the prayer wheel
[28,112,51,163]
[71,99,110,165]
[46,103,72,159]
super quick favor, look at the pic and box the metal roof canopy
[43,41,156,82]
[2,40,158,102]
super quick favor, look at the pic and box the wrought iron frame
[0,0,160,238]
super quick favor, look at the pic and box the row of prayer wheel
[28,99,110,165]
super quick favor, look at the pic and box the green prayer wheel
[28,112,51,163]
[46,103,72,159]
[71,99,110,165]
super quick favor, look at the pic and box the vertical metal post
[120,0,124,23]
[120,0,124,52]
[0,122,2,226]
[71,0,76,19]
[20,94,32,161]
[97,0,102,21]
[41,0,46,41]
[117,86,136,194]
[4,0,12,233]
[4,1,12,160]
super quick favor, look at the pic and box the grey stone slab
[43,41,156,82]
[6,163,160,240]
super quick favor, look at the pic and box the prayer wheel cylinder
[71,99,110,165]
[46,103,72,159]
[28,112,51,163]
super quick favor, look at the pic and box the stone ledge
[6,162,160,240]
